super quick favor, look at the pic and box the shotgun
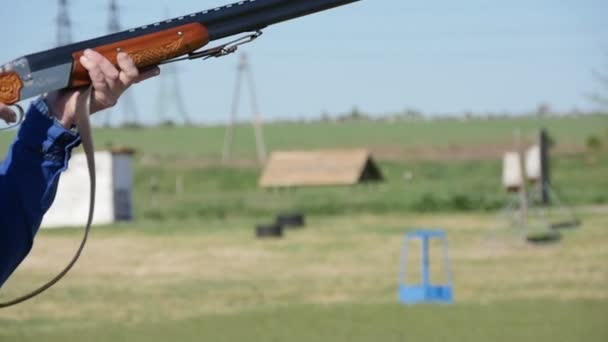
[0,0,360,107]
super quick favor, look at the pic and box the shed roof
[259,149,383,188]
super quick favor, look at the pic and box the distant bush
[586,135,602,151]
[142,209,165,221]
[411,193,441,212]
[450,194,473,211]
[409,193,503,213]
[159,120,176,127]
[545,132,556,148]
[121,122,144,129]
[592,195,607,204]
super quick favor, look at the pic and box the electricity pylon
[104,0,140,127]
[56,0,72,47]
[222,53,267,165]
[155,9,191,126]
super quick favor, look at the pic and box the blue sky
[1,0,607,124]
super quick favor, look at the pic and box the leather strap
[0,87,96,308]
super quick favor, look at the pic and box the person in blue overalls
[0,50,160,287]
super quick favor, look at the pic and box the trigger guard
[12,104,24,125]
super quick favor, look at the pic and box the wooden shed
[259,149,383,188]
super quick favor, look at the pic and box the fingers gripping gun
[0,0,360,108]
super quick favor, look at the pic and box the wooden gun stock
[70,23,209,87]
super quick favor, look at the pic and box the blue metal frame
[398,229,453,304]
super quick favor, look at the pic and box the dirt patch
[369,143,585,162]
[138,154,261,169]
[140,143,587,167]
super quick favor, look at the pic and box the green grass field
[130,152,608,221]
[1,114,606,158]
[0,114,607,340]
[1,211,607,341]
[125,114,608,219]
[5,114,604,219]
[3,302,608,342]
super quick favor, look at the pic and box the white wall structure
[502,152,523,191]
[41,151,134,229]
[525,145,541,182]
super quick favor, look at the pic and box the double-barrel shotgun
[0,0,360,108]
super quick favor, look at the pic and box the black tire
[256,223,283,238]
[550,219,581,230]
[276,213,305,229]
[526,230,562,244]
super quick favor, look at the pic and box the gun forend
[70,23,209,87]
[0,23,208,104]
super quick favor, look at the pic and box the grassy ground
[89,113,607,160]
[1,211,606,341]
[2,115,607,218]
[2,302,607,342]
[132,152,608,220]
[0,115,606,340]
[1,114,606,159]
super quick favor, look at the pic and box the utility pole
[222,53,267,165]
[156,63,191,125]
[105,0,140,127]
[515,129,529,226]
[156,9,191,126]
[539,129,551,205]
[56,0,72,47]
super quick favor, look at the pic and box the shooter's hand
[45,49,160,128]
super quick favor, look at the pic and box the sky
[1,0,607,125]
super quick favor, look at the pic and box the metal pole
[222,58,243,163]
[244,55,267,164]
[222,53,268,164]
[540,129,551,205]
[443,235,453,285]
[399,235,409,285]
[421,236,430,286]
[515,129,529,226]
[56,0,72,47]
